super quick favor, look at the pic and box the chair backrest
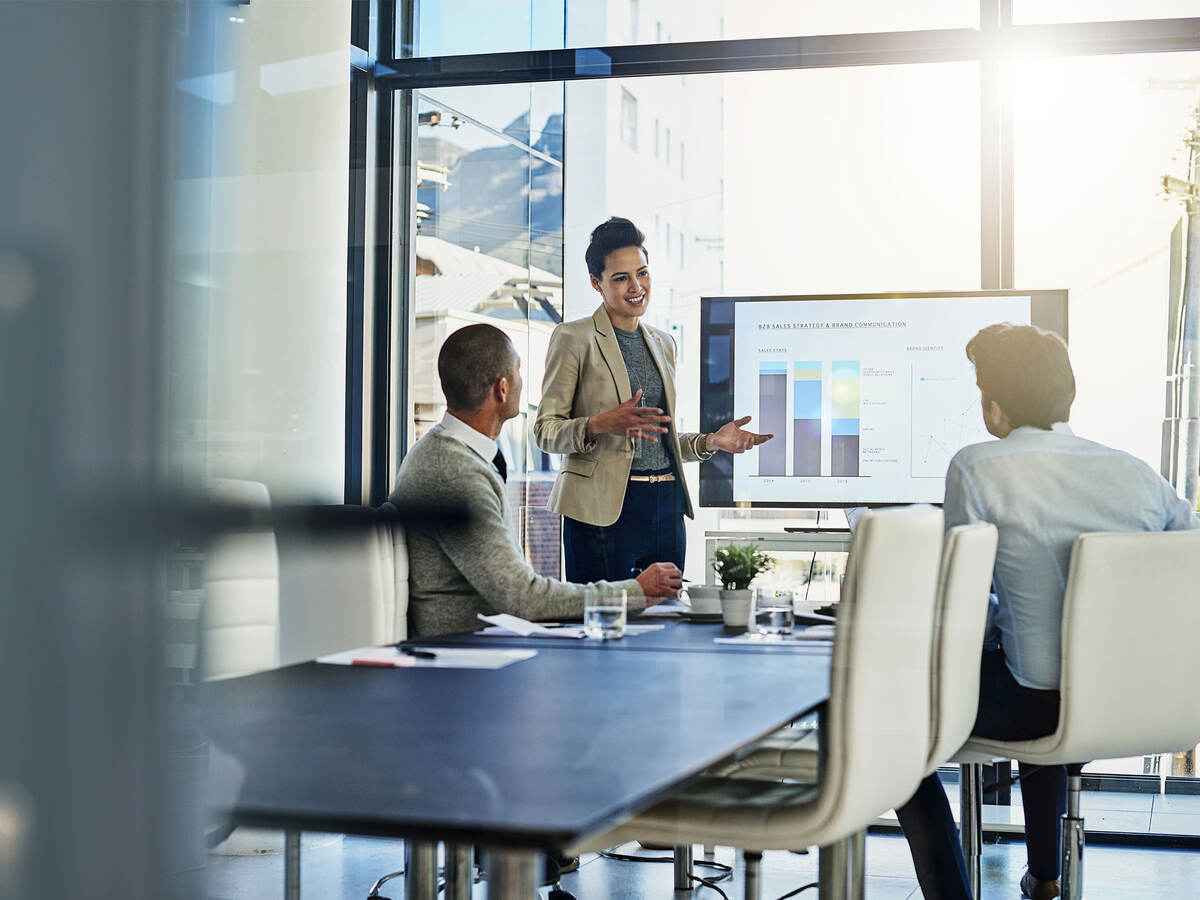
[201,479,280,681]
[1051,530,1200,762]
[808,506,945,843]
[926,523,998,772]
[277,504,409,665]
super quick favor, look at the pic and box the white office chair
[714,522,999,786]
[578,506,945,900]
[955,530,1200,900]
[200,478,279,681]
[277,503,409,664]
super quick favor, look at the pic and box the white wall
[175,0,350,504]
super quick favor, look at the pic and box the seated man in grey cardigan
[392,323,682,638]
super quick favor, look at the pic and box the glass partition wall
[360,1,1200,796]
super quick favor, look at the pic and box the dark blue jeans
[896,649,1065,899]
[562,479,685,582]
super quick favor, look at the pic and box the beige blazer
[534,306,709,527]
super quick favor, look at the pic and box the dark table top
[203,628,830,852]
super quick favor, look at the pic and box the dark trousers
[896,649,1065,900]
[562,479,685,582]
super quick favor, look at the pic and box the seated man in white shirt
[896,323,1200,900]
[391,322,681,638]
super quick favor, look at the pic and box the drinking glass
[584,586,628,639]
[751,587,795,637]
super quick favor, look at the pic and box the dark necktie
[492,450,507,483]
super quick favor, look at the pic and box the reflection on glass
[414,87,564,577]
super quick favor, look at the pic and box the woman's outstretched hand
[585,389,671,441]
[708,416,773,454]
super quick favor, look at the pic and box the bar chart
[758,361,788,476]
[792,361,822,476]
[831,360,861,477]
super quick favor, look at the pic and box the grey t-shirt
[614,325,675,473]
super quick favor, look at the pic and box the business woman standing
[534,217,772,583]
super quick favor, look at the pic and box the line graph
[910,365,990,478]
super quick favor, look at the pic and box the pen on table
[399,646,437,659]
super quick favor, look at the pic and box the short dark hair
[585,216,648,279]
[437,324,517,411]
[965,323,1075,429]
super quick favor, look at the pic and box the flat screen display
[698,291,1068,508]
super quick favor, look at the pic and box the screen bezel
[697,289,1069,509]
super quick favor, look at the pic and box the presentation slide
[730,294,1032,505]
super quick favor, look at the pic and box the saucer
[678,610,724,623]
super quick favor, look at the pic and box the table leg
[848,829,865,900]
[818,839,849,900]
[673,843,693,890]
[404,840,438,900]
[444,842,474,900]
[743,850,762,900]
[959,763,983,900]
[484,847,540,900]
[284,831,300,900]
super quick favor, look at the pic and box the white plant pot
[719,589,753,628]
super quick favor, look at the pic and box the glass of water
[584,586,627,639]
[751,587,794,638]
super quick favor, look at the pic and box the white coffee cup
[684,585,722,615]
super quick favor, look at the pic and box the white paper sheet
[476,613,665,639]
[316,645,536,669]
[713,627,835,648]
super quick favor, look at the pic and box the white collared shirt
[945,422,1199,690]
[435,413,504,476]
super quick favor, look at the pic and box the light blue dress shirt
[944,423,1200,691]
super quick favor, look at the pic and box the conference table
[202,620,832,899]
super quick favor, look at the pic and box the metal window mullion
[376,18,1200,91]
[390,0,419,481]
[980,0,1014,291]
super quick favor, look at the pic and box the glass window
[680,141,685,179]
[417,0,564,56]
[562,64,980,578]
[418,0,982,57]
[1013,1,1200,24]
[412,85,565,577]
[665,126,671,166]
[620,88,638,149]
[1013,51,1200,779]
[568,0,977,48]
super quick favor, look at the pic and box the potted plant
[713,543,775,627]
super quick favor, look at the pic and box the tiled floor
[205,794,1200,900]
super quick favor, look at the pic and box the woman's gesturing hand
[585,389,671,441]
[707,416,773,454]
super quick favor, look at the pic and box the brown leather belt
[629,473,676,483]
